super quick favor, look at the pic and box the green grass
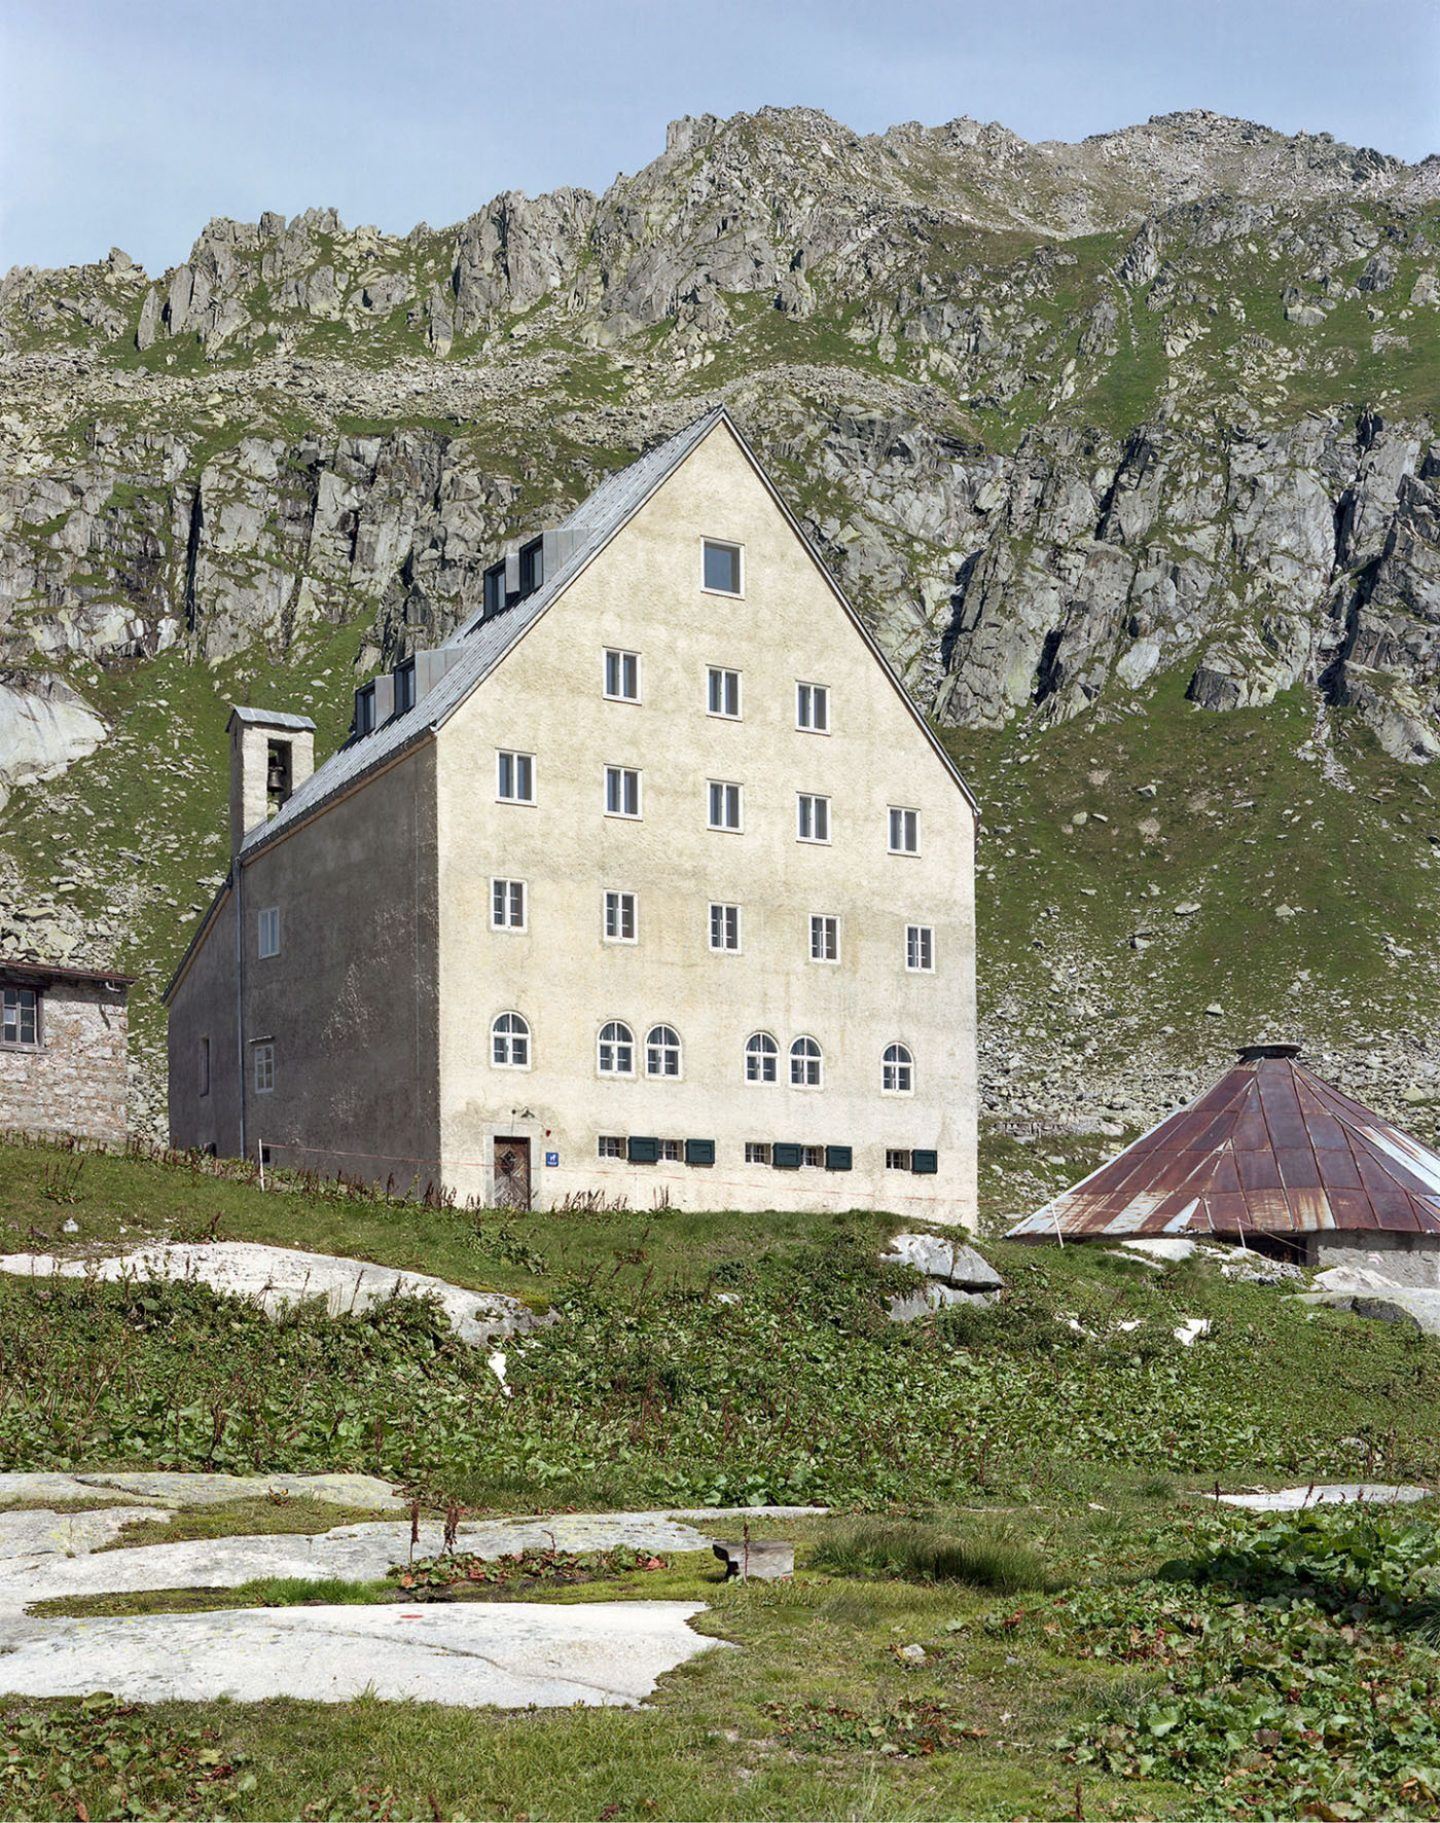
[4,1142,1440,1816]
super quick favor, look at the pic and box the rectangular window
[597,1135,626,1160]
[702,539,743,596]
[809,914,838,963]
[605,766,642,818]
[491,878,527,930]
[355,685,376,737]
[889,806,920,854]
[886,1148,912,1171]
[707,666,741,719]
[707,780,742,831]
[257,906,281,958]
[253,1042,275,1095]
[497,750,535,803]
[393,662,416,716]
[198,1036,210,1097]
[906,925,934,971]
[603,890,637,943]
[797,793,831,843]
[482,562,507,618]
[709,902,741,952]
[802,1145,825,1169]
[658,1138,682,1163]
[796,682,829,733]
[1,987,37,1048]
[604,648,640,702]
[745,1142,772,1165]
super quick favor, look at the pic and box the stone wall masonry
[0,979,127,1142]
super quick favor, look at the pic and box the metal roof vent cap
[1237,1041,1302,1061]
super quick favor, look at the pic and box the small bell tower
[227,707,316,858]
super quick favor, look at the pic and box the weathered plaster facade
[166,413,979,1222]
[0,963,130,1142]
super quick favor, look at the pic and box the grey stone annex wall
[0,981,128,1142]
[1307,1231,1440,1289]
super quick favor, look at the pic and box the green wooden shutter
[825,1145,853,1172]
[685,1138,716,1166]
[911,1149,939,1175]
[773,1142,802,1170]
[628,1136,660,1164]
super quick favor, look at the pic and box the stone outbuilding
[0,959,132,1143]
[1006,1043,1440,1283]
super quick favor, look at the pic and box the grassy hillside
[4,1140,1440,1818]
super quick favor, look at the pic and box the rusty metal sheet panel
[1274,1146,1322,1190]
[1258,1070,1310,1150]
[1237,1147,1284,1193]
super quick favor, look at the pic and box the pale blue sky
[2,0,1436,274]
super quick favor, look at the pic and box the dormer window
[518,538,544,597]
[483,562,507,619]
[393,661,416,717]
[355,685,376,737]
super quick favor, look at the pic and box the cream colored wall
[434,422,977,1223]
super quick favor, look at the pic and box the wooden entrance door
[493,1137,532,1211]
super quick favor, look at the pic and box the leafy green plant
[0,1692,254,1818]
[390,1544,668,1594]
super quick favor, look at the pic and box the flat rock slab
[0,1600,724,1708]
[0,1511,735,1606]
[882,1234,1004,1290]
[0,1471,406,1512]
[888,1283,995,1323]
[1215,1484,1433,1511]
[0,1242,539,1347]
[0,1507,169,1561]
[1299,1289,1440,1335]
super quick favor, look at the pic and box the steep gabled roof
[1006,1045,1440,1243]
[239,405,976,859]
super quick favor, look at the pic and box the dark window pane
[704,542,740,593]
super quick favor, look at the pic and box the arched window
[790,1035,823,1089]
[744,1031,778,1084]
[882,1042,914,1094]
[491,1012,530,1069]
[598,1020,635,1076]
[646,1024,682,1078]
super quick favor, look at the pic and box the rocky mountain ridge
[2,104,1439,1144]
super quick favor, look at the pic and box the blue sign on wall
[545,1151,559,1168]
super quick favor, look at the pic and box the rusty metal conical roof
[1005,1048,1440,1242]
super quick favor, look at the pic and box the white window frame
[701,538,745,598]
[886,1147,912,1171]
[604,648,641,703]
[597,1134,626,1160]
[809,914,839,964]
[497,749,535,805]
[744,1141,771,1165]
[658,1138,682,1162]
[707,779,743,833]
[882,1042,914,1096]
[709,902,741,953]
[645,1024,683,1080]
[491,878,527,932]
[801,1145,825,1169]
[491,1012,532,1070]
[797,793,831,845]
[789,1035,823,1090]
[257,906,281,958]
[604,765,642,820]
[745,1031,779,1085]
[796,681,830,734]
[597,1020,635,1077]
[253,1042,275,1095]
[706,666,742,720]
[906,924,935,973]
[888,806,920,855]
[603,890,637,944]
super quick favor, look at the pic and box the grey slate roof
[241,408,727,855]
[228,706,316,732]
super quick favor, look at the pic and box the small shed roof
[0,958,134,990]
[1006,1044,1440,1243]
